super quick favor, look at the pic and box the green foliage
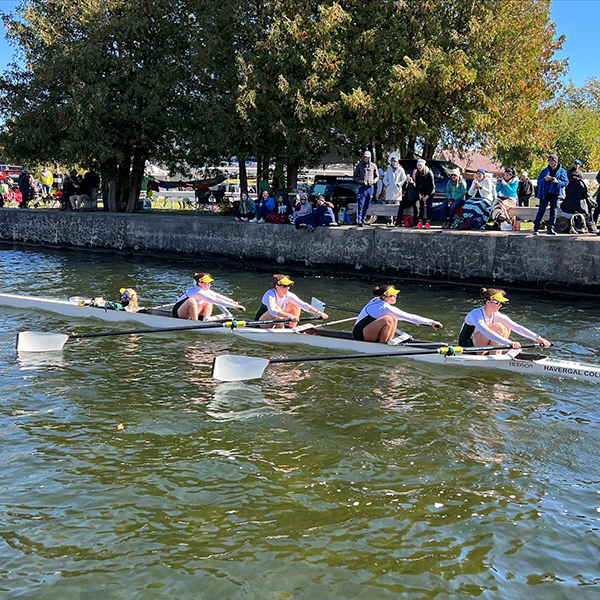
[0,0,567,205]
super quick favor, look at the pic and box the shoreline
[1,209,598,297]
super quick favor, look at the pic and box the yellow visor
[277,277,294,286]
[383,287,400,296]
[119,288,126,294]
[197,275,214,283]
[490,292,509,303]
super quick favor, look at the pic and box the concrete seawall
[1,209,599,294]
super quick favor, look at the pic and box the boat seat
[515,352,548,361]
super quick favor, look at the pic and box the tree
[0,0,215,212]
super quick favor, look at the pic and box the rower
[255,274,328,328]
[352,285,443,344]
[172,273,246,320]
[90,288,138,312]
[458,287,551,353]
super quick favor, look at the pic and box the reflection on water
[1,245,600,598]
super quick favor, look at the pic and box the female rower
[91,288,138,312]
[352,285,443,343]
[458,288,551,352]
[255,274,328,328]
[172,273,246,320]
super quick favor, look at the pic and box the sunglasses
[277,284,290,288]
[489,300,503,306]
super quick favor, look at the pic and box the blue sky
[0,0,597,87]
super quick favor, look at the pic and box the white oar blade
[212,354,270,382]
[16,332,70,353]
[311,297,326,312]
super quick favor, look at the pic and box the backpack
[571,213,589,234]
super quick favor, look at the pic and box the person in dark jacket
[17,169,33,209]
[60,170,78,210]
[353,150,379,227]
[560,169,589,215]
[566,159,582,182]
[533,154,569,236]
[295,196,335,231]
[517,172,533,207]
[412,159,436,228]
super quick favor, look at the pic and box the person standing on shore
[353,150,379,227]
[517,172,533,207]
[533,154,569,236]
[412,159,435,229]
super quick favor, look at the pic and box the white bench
[508,206,547,221]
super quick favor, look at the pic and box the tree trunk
[125,151,146,213]
[238,155,248,195]
[287,161,299,193]
[256,157,263,183]
[407,137,416,158]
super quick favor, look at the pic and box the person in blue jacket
[250,190,275,223]
[533,154,569,236]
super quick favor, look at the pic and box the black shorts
[352,315,377,341]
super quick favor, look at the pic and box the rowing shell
[0,292,234,330]
[233,326,600,383]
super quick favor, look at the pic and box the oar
[311,297,358,314]
[212,343,545,382]
[16,316,322,353]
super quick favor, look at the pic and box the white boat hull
[234,327,600,383]
[0,293,234,331]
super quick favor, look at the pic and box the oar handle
[268,342,545,365]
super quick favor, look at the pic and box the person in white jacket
[383,156,407,202]
[467,168,496,201]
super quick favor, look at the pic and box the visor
[490,292,509,303]
[197,275,214,283]
[383,287,400,296]
[277,277,294,286]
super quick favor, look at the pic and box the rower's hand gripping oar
[16,316,322,353]
[211,342,548,382]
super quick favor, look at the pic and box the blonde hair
[122,288,138,311]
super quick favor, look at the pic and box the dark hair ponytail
[373,284,395,297]
[480,287,505,302]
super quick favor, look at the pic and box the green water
[1,245,600,599]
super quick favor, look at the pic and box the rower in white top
[255,274,328,328]
[352,284,443,344]
[172,273,246,321]
[458,287,552,353]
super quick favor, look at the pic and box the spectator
[440,169,467,228]
[412,159,435,228]
[38,166,53,201]
[467,168,495,202]
[394,178,419,227]
[70,175,88,210]
[60,170,78,211]
[593,169,600,228]
[0,178,8,208]
[560,169,590,216]
[353,150,379,227]
[266,192,293,224]
[533,154,569,236]
[517,171,533,207]
[28,173,41,208]
[567,158,582,182]
[84,169,100,208]
[375,166,385,202]
[289,193,312,225]
[295,195,335,231]
[233,192,256,221]
[258,174,272,196]
[383,156,407,203]
[17,169,32,209]
[250,190,275,223]
[492,167,519,226]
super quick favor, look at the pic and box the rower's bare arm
[536,335,552,348]
[431,321,443,330]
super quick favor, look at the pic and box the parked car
[310,175,357,210]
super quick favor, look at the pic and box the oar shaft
[68,316,321,341]
[268,343,542,365]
